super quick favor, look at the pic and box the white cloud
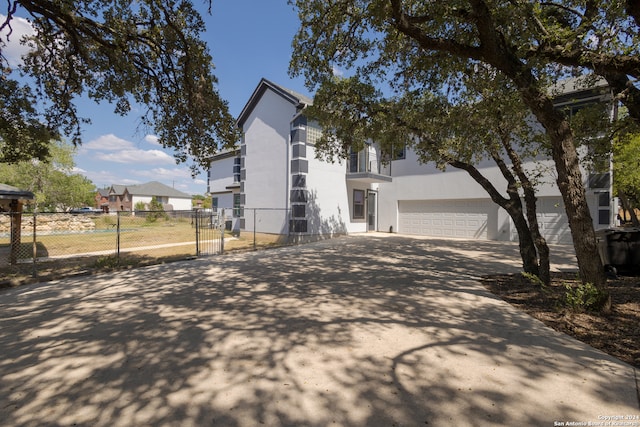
[144,134,160,145]
[71,166,87,174]
[0,14,35,66]
[82,133,173,164]
[84,134,135,151]
[134,167,191,180]
[96,149,173,164]
[332,65,344,77]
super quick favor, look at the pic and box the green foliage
[1,0,240,173]
[0,140,95,210]
[522,272,544,287]
[0,73,59,163]
[192,195,212,209]
[134,201,147,211]
[146,196,168,223]
[613,133,640,208]
[94,256,119,270]
[564,282,610,312]
[289,0,632,288]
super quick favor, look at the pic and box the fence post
[220,209,225,254]
[116,211,121,263]
[32,211,37,278]
[195,210,201,256]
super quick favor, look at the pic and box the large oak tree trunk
[519,88,607,291]
[501,138,551,284]
[447,159,541,278]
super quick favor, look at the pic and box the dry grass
[0,221,291,287]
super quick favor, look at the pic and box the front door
[367,190,377,231]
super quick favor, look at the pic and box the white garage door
[398,200,492,239]
[513,196,572,244]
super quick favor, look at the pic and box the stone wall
[0,213,96,234]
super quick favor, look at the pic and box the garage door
[398,200,492,239]
[511,196,572,244]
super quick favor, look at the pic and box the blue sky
[2,1,313,196]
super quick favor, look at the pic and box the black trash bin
[596,227,640,274]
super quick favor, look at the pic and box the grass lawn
[1,215,291,287]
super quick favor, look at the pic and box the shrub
[564,282,610,312]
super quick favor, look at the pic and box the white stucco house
[208,78,613,243]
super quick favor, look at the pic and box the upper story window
[392,144,406,160]
[233,157,241,182]
[307,121,323,145]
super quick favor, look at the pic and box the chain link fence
[239,208,292,250]
[0,210,224,282]
[1,207,303,284]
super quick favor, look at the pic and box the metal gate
[194,210,225,256]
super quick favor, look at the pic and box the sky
[2,1,313,196]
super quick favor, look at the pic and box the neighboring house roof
[126,181,191,199]
[237,78,313,127]
[0,183,35,200]
[97,188,110,197]
[109,184,128,196]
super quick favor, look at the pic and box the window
[233,193,242,218]
[392,144,406,160]
[353,189,365,219]
[292,204,306,218]
[233,157,241,183]
[307,121,323,145]
[212,197,218,213]
[598,192,610,225]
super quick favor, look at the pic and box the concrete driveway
[0,234,638,426]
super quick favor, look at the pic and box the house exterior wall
[211,78,611,245]
[167,197,192,211]
[131,195,191,211]
[109,190,132,212]
[377,147,604,243]
[303,144,370,236]
[208,154,239,194]
[240,89,293,234]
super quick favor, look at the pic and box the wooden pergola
[1,184,35,265]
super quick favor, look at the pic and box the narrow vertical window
[353,189,365,219]
[233,193,241,218]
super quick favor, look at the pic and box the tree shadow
[0,235,636,426]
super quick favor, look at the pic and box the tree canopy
[0,140,95,210]
[1,0,240,171]
[289,0,638,294]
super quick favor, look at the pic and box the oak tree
[1,0,240,171]
[289,0,638,300]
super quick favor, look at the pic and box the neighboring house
[107,181,192,212]
[208,78,613,244]
[95,188,110,213]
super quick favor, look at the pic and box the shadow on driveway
[0,234,636,426]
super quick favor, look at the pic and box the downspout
[286,116,292,240]
[609,96,618,227]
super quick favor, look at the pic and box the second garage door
[398,200,493,239]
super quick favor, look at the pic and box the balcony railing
[347,147,392,183]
